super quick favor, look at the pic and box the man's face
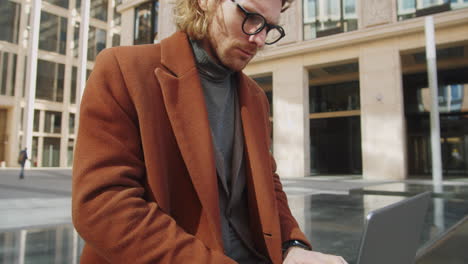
[200,0,282,71]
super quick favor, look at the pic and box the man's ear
[198,0,209,11]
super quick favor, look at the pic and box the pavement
[1,168,468,263]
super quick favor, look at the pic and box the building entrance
[308,75,362,175]
[404,66,468,177]
[310,116,362,175]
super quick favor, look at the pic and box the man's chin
[222,58,250,72]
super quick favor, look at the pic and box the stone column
[273,57,310,178]
[359,40,407,180]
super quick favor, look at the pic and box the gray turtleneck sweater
[190,39,236,188]
[190,40,268,264]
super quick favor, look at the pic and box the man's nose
[248,29,267,48]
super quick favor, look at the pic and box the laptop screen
[356,192,431,264]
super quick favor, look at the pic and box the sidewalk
[1,169,468,263]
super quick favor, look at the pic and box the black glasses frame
[231,0,285,45]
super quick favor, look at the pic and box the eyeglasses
[231,0,285,45]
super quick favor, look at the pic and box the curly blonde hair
[174,0,294,40]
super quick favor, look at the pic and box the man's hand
[283,247,348,264]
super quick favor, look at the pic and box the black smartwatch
[282,240,311,254]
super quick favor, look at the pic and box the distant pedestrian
[18,148,28,179]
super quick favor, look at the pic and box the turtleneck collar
[190,39,233,82]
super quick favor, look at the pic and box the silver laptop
[356,191,431,264]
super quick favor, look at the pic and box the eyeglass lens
[243,15,282,44]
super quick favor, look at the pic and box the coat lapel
[237,73,281,262]
[154,32,223,250]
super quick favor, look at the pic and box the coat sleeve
[72,48,236,264]
[258,91,313,250]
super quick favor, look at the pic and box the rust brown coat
[72,32,310,264]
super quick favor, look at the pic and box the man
[72,0,347,263]
[18,148,28,180]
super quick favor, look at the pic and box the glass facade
[303,0,357,40]
[134,0,159,44]
[0,0,120,168]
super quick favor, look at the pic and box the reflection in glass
[303,0,357,40]
[88,27,107,61]
[0,226,83,264]
[36,60,65,102]
[43,137,60,167]
[39,12,67,55]
[0,51,17,96]
[0,1,21,44]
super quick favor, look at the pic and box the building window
[33,110,40,132]
[68,139,74,167]
[87,26,107,61]
[73,22,80,58]
[0,51,17,96]
[69,113,75,135]
[114,0,122,26]
[39,11,67,55]
[0,1,21,44]
[310,80,360,113]
[36,60,65,102]
[44,111,62,134]
[398,0,467,20]
[112,33,121,47]
[32,137,38,167]
[303,0,357,40]
[134,0,159,45]
[43,137,60,167]
[91,0,109,21]
[71,66,77,104]
[44,0,69,9]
